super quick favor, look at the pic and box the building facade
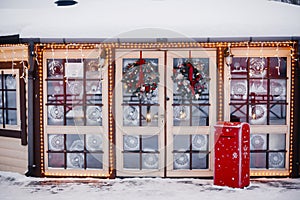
[0,38,299,178]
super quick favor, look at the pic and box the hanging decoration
[64,44,70,86]
[269,152,284,168]
[86,106,102,123]
[123,106,139,126]
[174,153,190,169]
[173,106,189,120]
[250,135,265,150]
[249,57,266,78]
[49,134,64,151]
[122,58,159,99]
[20,48,28,83]
[143,153,159,169]
[86,134,103,151]
[172,59,207,99]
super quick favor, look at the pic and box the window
[48,134,104,169]
[43,48,109,175]
[250,133,286,169]
[46,59,103,126]
[173,134,209,170]
[172,58,210,126]
[0,62,27,145]
[225,48,291,173]
[229,57,287,125]
[123,135,159,170]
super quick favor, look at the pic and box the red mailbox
[214,121,250,188]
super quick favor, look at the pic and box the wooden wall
[0,137,28,174]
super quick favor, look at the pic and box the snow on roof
[0,0,300,39]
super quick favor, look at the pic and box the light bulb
[146,112,151,122]
[179,108,187,119]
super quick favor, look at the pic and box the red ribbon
[137,51,145,87]
[187,62,195,94]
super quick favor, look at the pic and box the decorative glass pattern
[47,134,104,169]
[123,135,159,170]
[173,134,209,170]
[230,57,287,125]
[46,59,103,126]
[250,133,286,169]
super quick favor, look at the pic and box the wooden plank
[0,155,27,169]
[0,137,27,151]
[0,164,26,174]
[0,147,28,160]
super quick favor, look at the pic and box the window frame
[224,47,291,175]
[0,62,27,145]
[42,49,109,176]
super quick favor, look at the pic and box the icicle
[64,44,70,86]
[245,42,250,63]
[275,43,281,76]
[19,48,28,83]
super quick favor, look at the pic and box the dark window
[0,62,27,145]
[230,57,287,125]
[46,59,103,126]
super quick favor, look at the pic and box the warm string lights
[217,47,224,121]
[36,41,296,50]
[289,41,297,176]
[107,47,114,177]
[36,45,45,175]
[250,171,289,177]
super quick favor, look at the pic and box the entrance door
[115,49,216,177]
[115,50,165,177]
[166,50,216,177]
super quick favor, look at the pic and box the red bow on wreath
[173,60,207,99]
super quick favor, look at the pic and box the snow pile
[1,171,300,200]
[0,0,300,38]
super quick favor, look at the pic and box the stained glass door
[115,50,165,177]
[166,50,217,177]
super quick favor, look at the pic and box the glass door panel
[43,49,109,176]
[115,50,165,177]
[166,50,217,177]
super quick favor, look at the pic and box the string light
[218,46,224,121]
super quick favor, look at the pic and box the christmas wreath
[122,59,159,97]
[172,60,207,99]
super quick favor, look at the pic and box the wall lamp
[224,44,234,66]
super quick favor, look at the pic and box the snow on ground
[0,171,299,200]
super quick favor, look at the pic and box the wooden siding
[0,136,28,174]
